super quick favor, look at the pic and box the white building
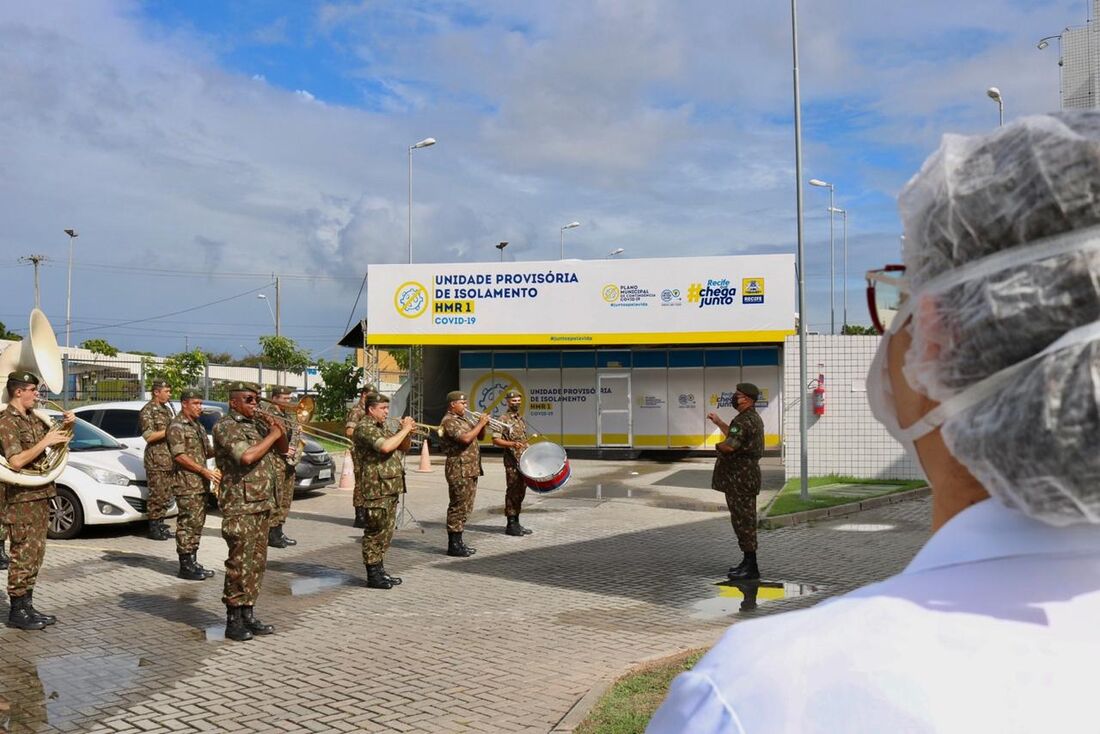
[1060,0,1100,109]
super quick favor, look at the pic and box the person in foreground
[648,112,1100,733]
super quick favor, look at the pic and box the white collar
[905,498,1100,575]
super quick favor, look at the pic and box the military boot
[505,515,533,536]
[0,541,10,571]
[276,526,297,546]
[241,606,274,635]
[447,531,475,557]
[353,508,367,528]
[728,556,748,577]
[191,553,215,579]
[224,606,253,642]
[728,552,760,581]
[379,564,402,586]
[147,520,172,541]
[7,595,46,631]
[25,590,57,626]
[178,553,207,581]
[365,564,394,589]
[267,525,288,549]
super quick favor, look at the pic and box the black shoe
[353,508,367,529]
[225,606,253,642]
[728,557,748,576]
[178,553,207,581]
[25,590,56,626]
[267,526,289,549]
[241,606,274,635]
[192,554,215,579]
[147,520,172,541]
[447,531,476,557]
[379,565,402,586]
[277,527,297,546]
[7,595,46,631]
[728,556,760,581]
[366,564,394,589]
[0,543,9,571]
[505,515,533,536]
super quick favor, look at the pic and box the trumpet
[413,422,444,438]
[463,410,513,437]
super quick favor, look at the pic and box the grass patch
[765,475,926,518]
[576,649,705,734]
[309,437,349,455]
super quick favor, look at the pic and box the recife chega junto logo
[685,277,766,307]
[394,281,429,318]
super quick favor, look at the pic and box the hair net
[897,112,1100,525]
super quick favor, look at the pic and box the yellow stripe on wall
[369,330,793,346]
[633,435,669,447]
[600,433,630,445]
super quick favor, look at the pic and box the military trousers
[446,478,478,533]
[352,473,368,510]
[221,510,270,607]
[272,469,294,526]
[504,461,527,517]
[174,493,207,555]
[4,498,49,597]
[361,494,399,566]
[146,470,175,522]
[724,489,758,554]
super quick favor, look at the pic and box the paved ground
[0,454,932,733]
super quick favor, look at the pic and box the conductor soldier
[708,383,766,580]
[438,391,489,557]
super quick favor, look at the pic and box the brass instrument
[255,395,355,448]
[413,422,444,438]
[464,410,513,437]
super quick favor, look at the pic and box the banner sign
[367,254,795,346]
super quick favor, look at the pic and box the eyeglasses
[240,396,258,404]
[865,265,908,334]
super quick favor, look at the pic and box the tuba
[0,308,69,486]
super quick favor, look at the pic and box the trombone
[255,395,354,448]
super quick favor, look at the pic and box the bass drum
[517,441,571,493]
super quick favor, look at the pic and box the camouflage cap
[179,388,203,401]
[359,384,378,395]
[366,393,391,407]
[735,382,761,402]
[6,371,40,388]
[226,381,260,395]
[446,390,467,402]
[269,385,294,397]
[150,379,170,390]
[504,389,522,400]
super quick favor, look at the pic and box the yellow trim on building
[369,330,794,346]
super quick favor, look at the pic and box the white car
[46,415,176,539]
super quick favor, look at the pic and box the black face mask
[507,402,520,413]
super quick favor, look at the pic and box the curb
[758,485,930,529]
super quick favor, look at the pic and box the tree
[841,324,879,336]
[314,356,362,421]
[258,335,311,376]
[81,338,119,357]
[0,321,22,341]
[129,350,158,357]
[143,349,207,393]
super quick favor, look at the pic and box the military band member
[213,382,287,642]
[0,371,71,630]
[140,379,176,540]
[707,383,766,581]
[438,391,489,557]
[352,394,415,588]
[345,385,376,529]
[491,390,533,537]
[167,388,220,581]
[267,386,299,549]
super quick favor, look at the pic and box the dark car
[73,400,337,494]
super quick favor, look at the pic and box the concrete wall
[782,334,922,481]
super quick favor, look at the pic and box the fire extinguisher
[812,364,826,416]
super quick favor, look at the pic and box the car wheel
[48,486,84,540]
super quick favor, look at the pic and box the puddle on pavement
[689,580,824,619]
[0,653,142,730]
[288,574,354,596]
[204,625,226,642]
[551,482,724,512]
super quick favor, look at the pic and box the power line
[33,260,361,281]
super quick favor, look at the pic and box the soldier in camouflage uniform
[491,389,534,537]
[0,371,71,630]
[345,385,376,528]
[213,382,287,642]
[708,382,766,580]
[167,388,220,581]
[140,379,175,540]
[352,394,415,588]
[439,390,490,557]
[267,386,299,549]
[0,491,8,571]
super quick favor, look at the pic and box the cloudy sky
[0,0,1081,356]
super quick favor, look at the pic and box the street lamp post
[606,248,625,258]
[496,241,509,262]
[408,137,437,264]
[64,229,78,347]
[1037,35,1064,109]
[987,87,1004,127]
[257,294,276,329]
[790,0,810,501]
[560,221,580,260]
[809,179,835,334]
[829,207,848,330]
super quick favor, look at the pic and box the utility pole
[274,276,281,338]
[19,254,49,308]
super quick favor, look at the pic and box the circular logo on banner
[601,284,621,303]
[394,281,428,319]
[469,372,524,415]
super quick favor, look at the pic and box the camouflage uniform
[352,418,405,565]
[440,411,483,532]
[0,405,56,598]
[167,412,213,554]
[494,411,529,516]
[140,400,175,522]
[711,407,765,553]
[272,409,298,528]
[213,410,277,607]
[345,404,368,509]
